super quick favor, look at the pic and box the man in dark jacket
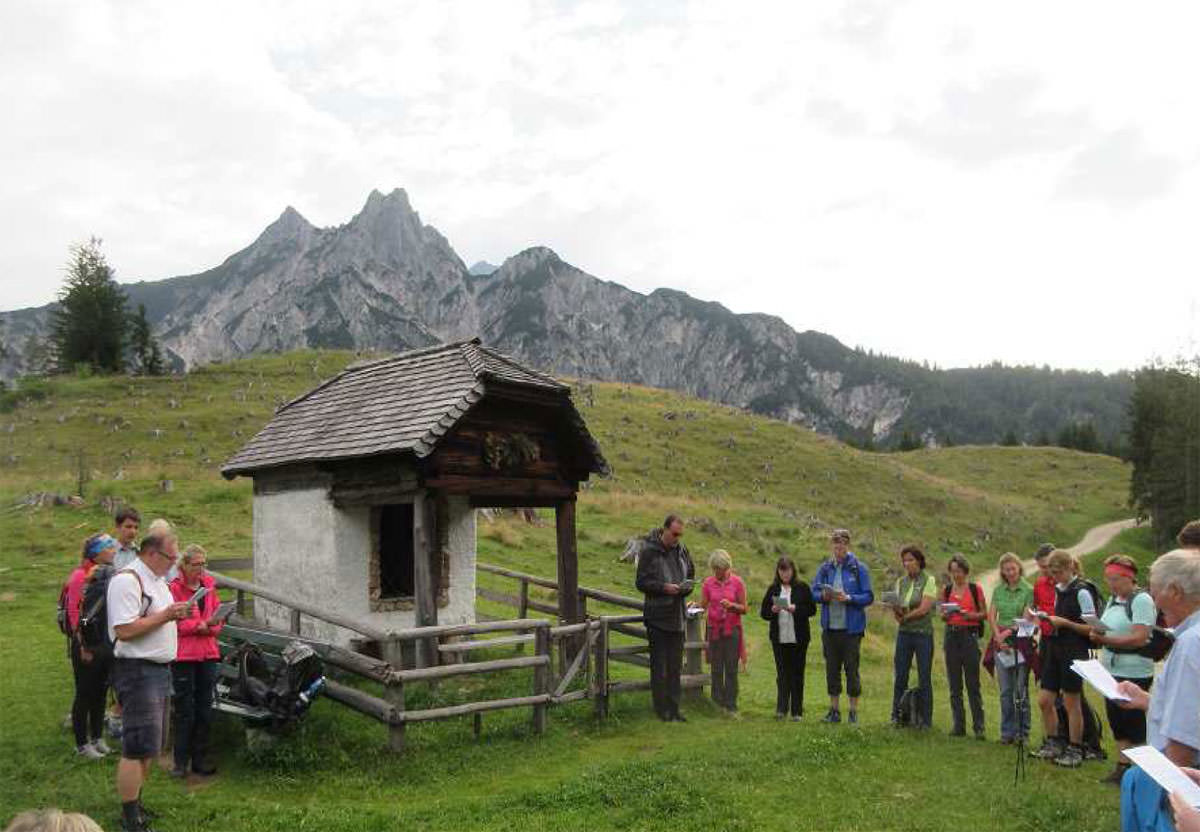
[636,515,695,721]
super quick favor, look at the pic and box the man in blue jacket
[812,528,874,724]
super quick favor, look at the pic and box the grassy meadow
[0,351,1143,830]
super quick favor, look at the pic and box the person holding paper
[698,549,747,715]
[811,528,874,724]
[1090,555,1157,785]
[1116,549,1200,831]
[636,515,695,722]
[169,544,224,778]
[940,554,988,739]
[987,552,1035,745]
[760,556,816,720]
[1032,549,1102,768]
[889,545,937,729]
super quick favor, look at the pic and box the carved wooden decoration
[482,431,541,473]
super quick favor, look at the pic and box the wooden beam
[555,498,580,625]
[211,570,389,642]
[412,489,436,667]
[391,654,548,684]
[425,476,575,500]
[398,694,549,724]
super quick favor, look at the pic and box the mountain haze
[0,189,1131,447]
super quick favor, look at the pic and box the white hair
[1149,549,1200,600]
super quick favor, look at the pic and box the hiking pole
[1012,663,1027,784]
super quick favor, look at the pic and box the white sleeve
[1077,588,1096,617]
[106,572,143,628]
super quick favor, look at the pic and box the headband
[1105,563,1137,580]
[84,534,117,560]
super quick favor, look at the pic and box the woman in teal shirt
[987,552,1035,744]
[1090,554,1156,785]
[889,545,937,728]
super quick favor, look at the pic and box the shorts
[1039,640,1089,694]
[1106,676,1153,743]
[111,658,171,759]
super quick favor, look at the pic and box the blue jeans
[995,657,1031,740]
[892,630,933,726]
[1121,766,1174,832]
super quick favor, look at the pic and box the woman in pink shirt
[169,544,223,778]
[698,549,747,716]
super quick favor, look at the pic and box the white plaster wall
[253,489,477,646]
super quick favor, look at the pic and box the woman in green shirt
[987,552,1035,744]
[890,545,937,727]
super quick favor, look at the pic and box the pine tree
[50,238,127,373]
[128,304,165,375]
[1001,430,1020,446]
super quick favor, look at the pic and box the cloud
[894,73,1090,164]
[1057,128,1182,205]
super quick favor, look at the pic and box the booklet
[1014,620,1039,638]
[879,590,901,607]
[1069,659,1130,702]
[208,601,237,626]
[938,601,961,615]
[1124,745,1200,808]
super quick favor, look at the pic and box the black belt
[114,657,169,666]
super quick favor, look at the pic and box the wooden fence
[211,568,706,752]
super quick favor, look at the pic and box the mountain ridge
[0,189,1132,448]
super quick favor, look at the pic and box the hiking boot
[821,709,841,724]
[1031,738,1065,759]
[1100,764,1129,785]
[670,712,687,723]
[974,730,986,741]
[949,728,966,738]
[92,738,113,755]
[170,764,188,779]
[1083,745,1107,762]
[847,711,858,725]
[790,715,802,723]
[1054,744,1084,768]
[76,742,105,760]
[775,711,787,721]
[999,736,1015,745]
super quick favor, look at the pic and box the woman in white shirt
[760,557,817,720]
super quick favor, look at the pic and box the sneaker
[820,709,841,724]
[76,742,105,760]
[1031,738,1065,759]
[107,715,123,739]
[1083,745,1107,762]
[790,715,802,722]
[974,731,986,741]
[999,736,1014,745]
[170,764,188,779]
[847,711,858,725]
[775,711,787,721]
[670,712,687,723]
[92,738,113,755]
[1054,745,1084,768]
[192,763,218,776]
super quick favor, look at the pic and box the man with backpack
[108,535,191,832]
[1032,549,1103,768]
[63,533,119,759]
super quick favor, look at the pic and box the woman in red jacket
[169,544,223,778]
[65,533,118,759]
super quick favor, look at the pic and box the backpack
[1077,578,1104,618]
[1107,591,1175,662]
[1054,694,1105,760]
[942,582,985,638]
[56,582,72,636]
[78,567,150,651]
[896,688,923,727]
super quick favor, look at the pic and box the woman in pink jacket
[65,533,118,759]
[169,544,223,778]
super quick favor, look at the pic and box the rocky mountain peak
[254,205,314,246]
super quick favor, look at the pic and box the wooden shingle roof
[221,339,607,478]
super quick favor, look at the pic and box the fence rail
[210,566,705,752]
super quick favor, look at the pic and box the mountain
[469,261,499,276]
[0,188,1133,448]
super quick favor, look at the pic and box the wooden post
[516,579,529,653]
[473,712,482,740]
[236,589,246,618]
[684,613,702,700]
[593,619,609,720]
[555,498,580,625]
[413,491,436,668]
[381,637,406,752]
[577,592,590,680]
[532,625,549,735]
[290,608,302,635]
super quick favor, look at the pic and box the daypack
[942,582,986,638]
[56,582,72,636]
[896,687,922,727]
[1107,590,1175,662]
[78,566,150,650]
[1054,694,1105,759]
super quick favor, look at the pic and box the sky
[2,0,1199,373]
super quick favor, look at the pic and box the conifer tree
[128,304,165,375]
[50,238,127,373]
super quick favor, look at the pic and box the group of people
[58,507,225,832]
[636,515,1200,832]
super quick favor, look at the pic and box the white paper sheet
[1082,613,1108,633]
[1070,659,1130,702]
[1124,746,1200,808]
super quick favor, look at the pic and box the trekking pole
[1013,665,1027,784]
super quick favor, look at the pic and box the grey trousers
[945,628,985,735]
[709,632,740,711]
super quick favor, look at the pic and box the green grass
[0,351,1139,830]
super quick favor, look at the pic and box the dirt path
[977,518,1139,596]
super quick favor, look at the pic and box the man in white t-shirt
[107,535,190,832]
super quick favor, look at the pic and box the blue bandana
[84,534,117,560]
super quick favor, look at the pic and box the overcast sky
[3,1,1198,372]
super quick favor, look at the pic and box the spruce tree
[128,304,165,375]
[50,238,127,373]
